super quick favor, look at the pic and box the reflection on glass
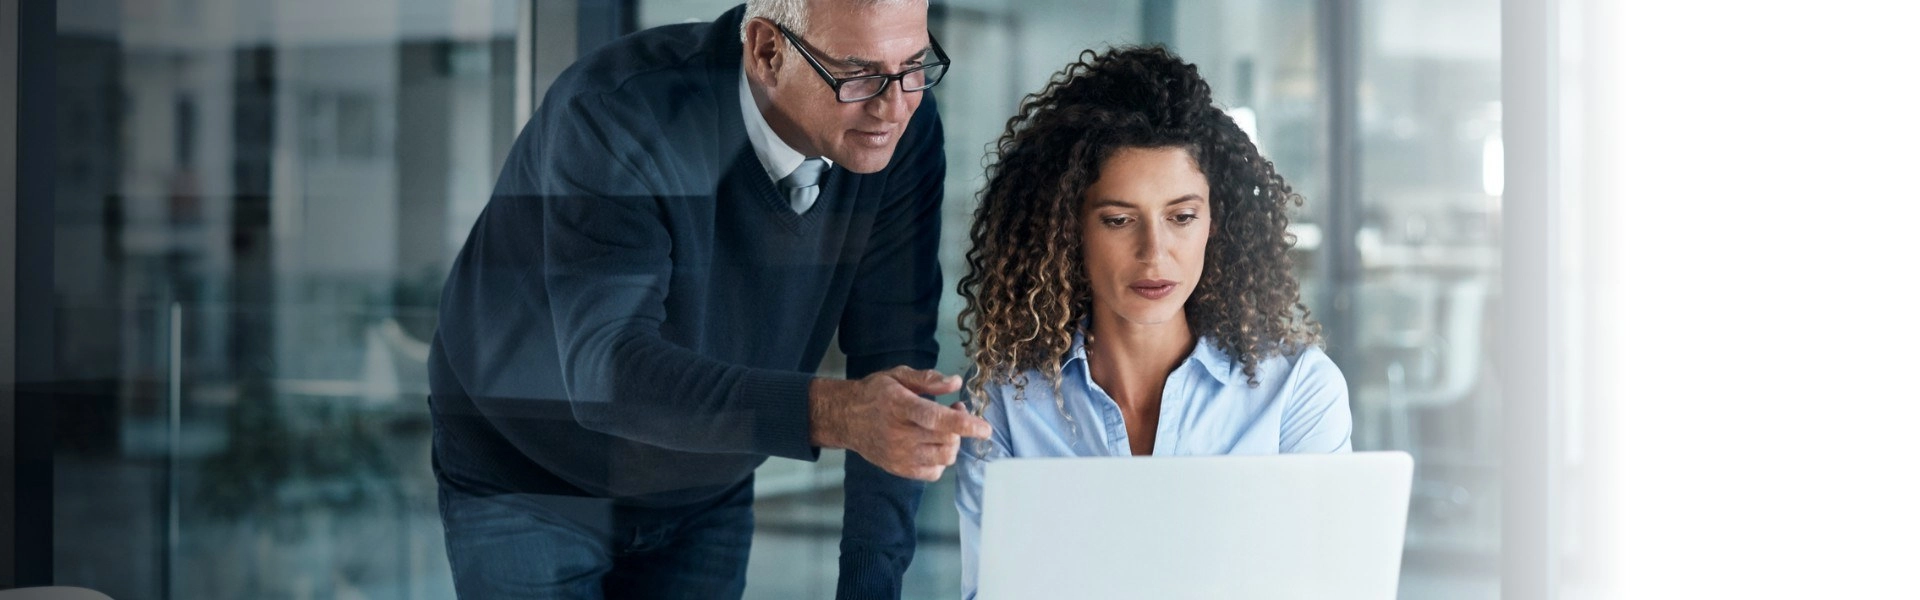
[50,1,516,597]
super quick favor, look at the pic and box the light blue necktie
[780,158,828,214]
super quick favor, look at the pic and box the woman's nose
[1135,223,1163,263]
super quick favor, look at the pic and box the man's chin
[834,150,896,174]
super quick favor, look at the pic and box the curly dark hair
[957,46,1321,414]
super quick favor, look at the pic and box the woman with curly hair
[953,46,1352,597]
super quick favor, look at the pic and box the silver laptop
[978,452,1414,600]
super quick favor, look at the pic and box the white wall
[1589,1,1920,596]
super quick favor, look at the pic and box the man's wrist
[809,377,854,449]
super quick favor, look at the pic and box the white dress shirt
[739,68,833,185]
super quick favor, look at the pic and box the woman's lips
[1129,280,1177,300]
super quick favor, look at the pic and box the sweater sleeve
[834,93,947,599]
[537,92,818,461]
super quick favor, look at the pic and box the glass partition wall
[39,1,519,597]
[22,1,1512,597]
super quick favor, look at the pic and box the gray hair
[741,0,923,42]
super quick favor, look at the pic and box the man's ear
[743,17,786,87]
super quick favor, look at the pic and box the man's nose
[865,81,913,123]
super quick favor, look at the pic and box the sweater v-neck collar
[729,145,838,234]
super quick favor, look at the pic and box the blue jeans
[437,472,755,599]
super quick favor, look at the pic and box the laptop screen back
[978,452,1414,600]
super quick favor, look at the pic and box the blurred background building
[5,0,1577,598]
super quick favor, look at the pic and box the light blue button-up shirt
[954,333,1353,599]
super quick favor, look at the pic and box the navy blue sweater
[427,5,944,596]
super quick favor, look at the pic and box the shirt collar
[1188,336,1239,384]
[738,68,832,184]
[1066,330,1091,369]
[1064,328,1238,385]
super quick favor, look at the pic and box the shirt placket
[1151,362,1194,456]
[1083,382,1131,456]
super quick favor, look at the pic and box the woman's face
[1080,146,1212,329]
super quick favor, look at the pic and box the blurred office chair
[1357,276,1491,520]
[1382,277,1489,449]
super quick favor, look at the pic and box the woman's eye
[1101,215,1133,227]
[1172,213,1200,224]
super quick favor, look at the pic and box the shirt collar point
[738,68,834,182]
[1190,337,1239,385]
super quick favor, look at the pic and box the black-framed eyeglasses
[774,23,949,103]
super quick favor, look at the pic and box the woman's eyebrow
[1089,194,1203,210]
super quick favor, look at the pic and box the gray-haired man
[427,1,985,597]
